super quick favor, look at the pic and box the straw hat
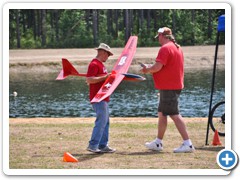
[95,43,113,56]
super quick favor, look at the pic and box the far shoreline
[9,45,225,74]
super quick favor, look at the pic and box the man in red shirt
[86,43,116,153]
[140,27,195,153]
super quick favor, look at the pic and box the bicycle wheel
[209,101,225,137]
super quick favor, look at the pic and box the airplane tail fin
[56,58,86,80]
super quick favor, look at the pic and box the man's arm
[140,62,163,74]
[86,74,110,84]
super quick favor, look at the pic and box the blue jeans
[88,101,109,149]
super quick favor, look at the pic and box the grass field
[8,117,225,171]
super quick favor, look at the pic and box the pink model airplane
[56,36,145,103]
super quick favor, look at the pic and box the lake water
[9,69,225,118]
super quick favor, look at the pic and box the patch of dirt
[9,45,225,73]
[9,117,208,124]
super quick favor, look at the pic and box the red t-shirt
[86,59,109,102]
[153,41,184,90]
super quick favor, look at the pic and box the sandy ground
[9,45,225,73]
[9,117,207,124]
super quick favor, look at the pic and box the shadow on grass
[72,153,104,162]
[116,150,162,156]
[196,146,225,152]
[71,151,161,161]
[32,152,104,162]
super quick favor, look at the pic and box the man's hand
[139,62,149,74]
[139,62,163,74]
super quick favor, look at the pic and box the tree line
[9,9,225,49]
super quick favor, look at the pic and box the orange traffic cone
[63,152,78,162]
[212,130,222,146]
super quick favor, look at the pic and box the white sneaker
[173,144,195,153]
[145,140,163,151]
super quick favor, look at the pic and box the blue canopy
[217,15,225,32]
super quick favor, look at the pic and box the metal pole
[205,31,220,145]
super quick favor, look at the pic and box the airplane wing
[56,58,145,81]
[91,36,138,103]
